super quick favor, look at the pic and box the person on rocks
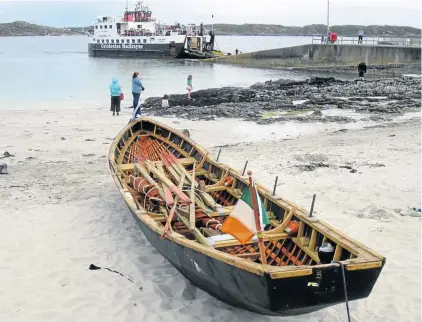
[109,77,122,116]
[358,62,367,79]
[132,72,144,109]
[186,75,193,99]
[162,94,169,108]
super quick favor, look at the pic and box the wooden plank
[214,233,289,248]
[270,269,313,279]
[205,186,227,193]
[189,163,196,231]
[177,157,196,165]
[118,163,136,171]
[292,237,320,262]
[346,261,382,271]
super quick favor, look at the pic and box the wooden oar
[134,164,166,201]
[161,172,186,239]
[144,160,192,204]
[164,152,217,210]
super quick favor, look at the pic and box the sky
[0,0,421,28]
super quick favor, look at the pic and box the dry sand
[0,107,420,322]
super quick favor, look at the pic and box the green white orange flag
[220,181,269,244]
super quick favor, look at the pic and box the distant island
[0,21,89,36]
[205,24,421,37]
[0,20,420,37]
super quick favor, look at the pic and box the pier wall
[207,44,421,68]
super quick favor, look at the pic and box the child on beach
[186,75,193,99]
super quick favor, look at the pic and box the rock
[0,163,7,174]
[400,209,422,217]
[139,76,421,124]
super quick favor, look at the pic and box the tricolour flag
[220,181,269,244]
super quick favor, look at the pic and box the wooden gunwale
[109,117,385,279]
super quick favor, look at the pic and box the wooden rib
[333,245,343,261]
[309,228,317,251]
[263,207,294,235]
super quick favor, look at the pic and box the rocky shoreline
[142,76,421,124]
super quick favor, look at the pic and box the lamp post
[327,0,330,36]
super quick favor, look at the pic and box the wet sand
[0,107,420,322]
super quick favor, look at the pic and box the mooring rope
[335,261,351,322]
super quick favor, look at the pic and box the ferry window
[143,39,147,43]
[105,25,108,29]
[116,39,119,44]
[132,39,135,43]
[137,39,141,43]
[137,25,142,28]
[101,39,104,43]
[95,26,98,29]
[97,40,100,43]
[111,39,114,43]
[109,25,113,29]
[126,39,130,44]
[100,25,103,29]
[106,39,109,43]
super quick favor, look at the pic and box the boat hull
[88,42,184,58]
[123,204,383,316]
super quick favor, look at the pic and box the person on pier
[358,30,364,44]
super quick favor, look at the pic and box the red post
[247,170,267,265]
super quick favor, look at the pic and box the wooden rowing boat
[108,117,385,316]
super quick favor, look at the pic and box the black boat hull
[125,206,384,316]
[88,42,184,58]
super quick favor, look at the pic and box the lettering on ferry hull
[100,44,144,50]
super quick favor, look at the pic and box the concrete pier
[207,44,421,68]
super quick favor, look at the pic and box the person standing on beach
[132,72,144,109]
[109,78,121,116]
[358,62,367,79]
[358,30,364,44]
[186,75,193,99]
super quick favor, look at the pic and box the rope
[335,261,351,322]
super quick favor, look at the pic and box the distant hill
[204,24,421,36]
[0,21,89,36]
[0,20,420,37]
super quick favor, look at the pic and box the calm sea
[0,35,313,109]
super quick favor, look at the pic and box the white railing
[311,35,421,47]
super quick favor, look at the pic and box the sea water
[0,35,314,110]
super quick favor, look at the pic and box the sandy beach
[0,107,420,322]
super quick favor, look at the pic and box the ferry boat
[88,1,218,59]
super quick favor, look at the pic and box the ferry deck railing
[311,35,421,47]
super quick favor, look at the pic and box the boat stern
[266,260,385,315]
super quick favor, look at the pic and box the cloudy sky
[0,0,421,28]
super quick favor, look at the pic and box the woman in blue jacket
[109,78,122,116]
[132,72,144,109]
